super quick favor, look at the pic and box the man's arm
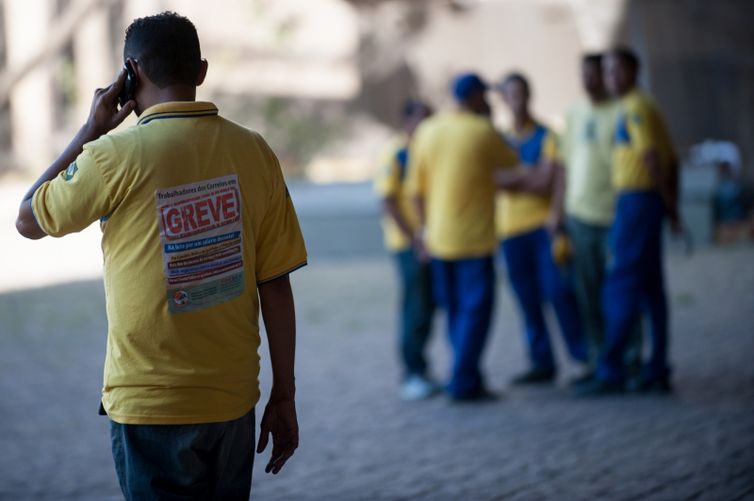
[496,163,554,195]
[647,151,682,233]
[411,194,430,262]
[381,196,413,241]
[546,160,567,232]
[15,69,135,240]
[257,274,299,475]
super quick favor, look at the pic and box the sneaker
[511,368,556,385]
[568,370,595,387]
[573,377,625,396]
[400,376,439,401]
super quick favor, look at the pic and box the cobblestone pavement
[1,182,753,500]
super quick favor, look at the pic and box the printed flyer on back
[155,175,245,313]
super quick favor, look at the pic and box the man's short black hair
[501,72,530,96]
[124,12,201,88]
[582,52,603,68]
[608,46,640,74]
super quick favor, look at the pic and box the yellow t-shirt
[32,101,307,425]
[496,121,558,239]
[406,110,518,259]
[562,99,620,226]
[373,135,416,252]
[612,89,677,191]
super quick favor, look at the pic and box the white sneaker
[400,376,439,401]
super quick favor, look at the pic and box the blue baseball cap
[452,72,488,102]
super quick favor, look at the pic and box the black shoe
[449,386,499,403]
[511,368,556,385]
[573,377,625,396]
[627,375,673,394]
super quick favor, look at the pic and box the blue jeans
[501,227,588,372]
[394,249,435,379]
[431,256,495,398]
[110,408,255,500]
[598,191,670,383]
[567,216,643,371]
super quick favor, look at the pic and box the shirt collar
[137,101,219,125]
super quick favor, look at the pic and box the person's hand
[412,229,430,263]
[545,210,563,235]
[669,212,684,236]
[85,68,136,137]
[257,397,299,474]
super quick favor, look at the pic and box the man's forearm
[548,162,566,227]
[382,197,413,240]
[665,158,680,220]
[496,168,525,191]
[497,164,553,195]
[413,195,426,229]
[259,275,297,401]
[644,150,678,220]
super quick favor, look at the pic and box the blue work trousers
[110,408,255,500]
[431,256,495,398]
[598,191,670,383]
[567,216,643,371]
[501,227,588,372]
[394,249,435,379]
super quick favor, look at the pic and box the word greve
[160,187,240,241]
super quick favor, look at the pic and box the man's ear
[196,59,208,86]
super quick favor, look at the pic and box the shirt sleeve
[405,130,427,197]
[374,143,401,198]
[542,130,561,163]
[255,150,308,285]
[627,101,657,154]
[31,146,117,237]
[560,110,574,168]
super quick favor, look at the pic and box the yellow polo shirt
[612,89,677,191]
[374,135,416,252]
[406,110,518,259]
[32,101,307,425]
[496,121,558,239]
[562,99,620,226]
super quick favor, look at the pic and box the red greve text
[161,187,240,241]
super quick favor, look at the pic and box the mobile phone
[118,62,136,108]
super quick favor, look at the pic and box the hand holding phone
[118,61,136,108]
[85,68,135,136]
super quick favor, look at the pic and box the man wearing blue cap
[406,73,518,400]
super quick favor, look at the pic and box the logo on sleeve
[63,162,78,181]
[615,114,631,145]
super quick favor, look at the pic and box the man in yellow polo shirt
[16,12,306,498]
[494,72,589,385]
[375,99,438,401]
[578,47,681,395]
[562,54,643,381]
[407,73,518,401]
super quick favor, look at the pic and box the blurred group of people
[375,47,681,402]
